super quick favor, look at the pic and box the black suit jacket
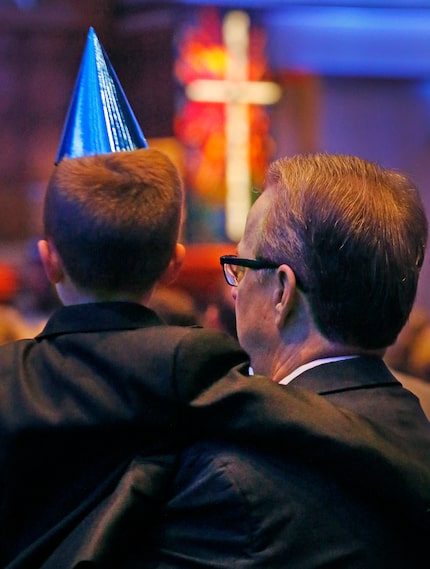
[151,357,430,568]
[0,301,245,567]
[2,303,430,568]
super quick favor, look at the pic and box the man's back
[153,357,430,569]
[156,441,420,569]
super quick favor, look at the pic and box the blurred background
[1,0,430,356]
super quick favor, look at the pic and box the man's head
[40,148,183,301]
[227,153,428,374]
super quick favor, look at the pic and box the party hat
[55,27,148,163]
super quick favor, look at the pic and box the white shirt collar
[278,355,359,385]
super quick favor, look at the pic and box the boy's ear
[160,243,186,285]
[37,239,64,284]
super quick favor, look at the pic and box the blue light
[263,7,430,76]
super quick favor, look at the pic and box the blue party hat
[55,27,148,163]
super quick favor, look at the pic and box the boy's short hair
[43,148,183,296]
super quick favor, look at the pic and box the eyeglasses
[220,255,281,287]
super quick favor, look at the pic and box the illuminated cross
[186,10,282,242]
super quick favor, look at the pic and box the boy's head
[41,148,183,299]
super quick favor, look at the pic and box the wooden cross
[186,10,281,242]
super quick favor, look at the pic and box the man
[145,154,430,568]
[3,30,429,569]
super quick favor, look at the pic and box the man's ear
[160,243,186,285]
[37,239,64,284]
[273,264,298,328]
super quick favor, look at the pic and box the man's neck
[253,336,384,383]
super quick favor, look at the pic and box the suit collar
[37,301,163,338]
[279,356,359,386]
[289,355,399,394]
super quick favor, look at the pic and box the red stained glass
[175,7,276,206]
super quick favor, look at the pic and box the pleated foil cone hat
[55,27,148,163]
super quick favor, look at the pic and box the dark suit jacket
[2,304,430,568]
[150,358,430,569]
[395,370,430,420]
[0,301,245,567]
